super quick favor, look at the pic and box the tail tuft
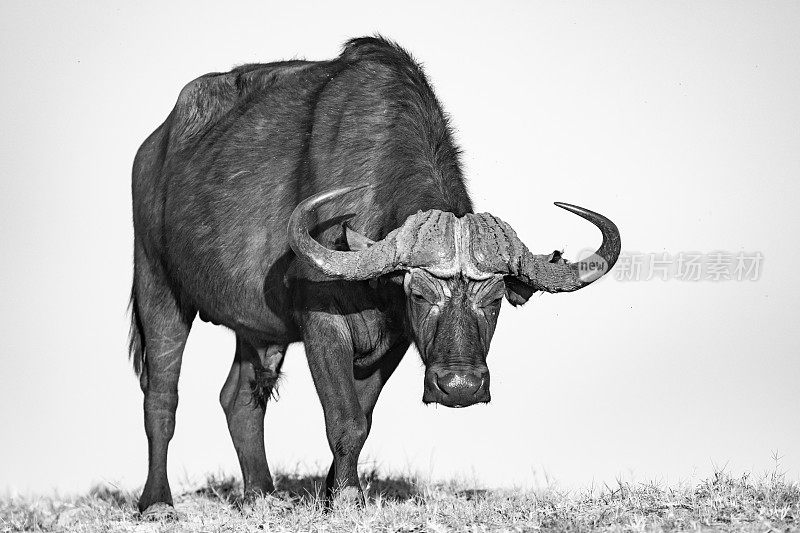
[128,282,146,377]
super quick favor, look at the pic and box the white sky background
[1,1,799,495]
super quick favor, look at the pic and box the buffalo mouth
[423,367,490,407]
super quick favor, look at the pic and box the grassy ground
[2,469,798,532]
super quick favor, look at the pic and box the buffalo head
[288,184,621,408]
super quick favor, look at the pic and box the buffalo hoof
[140,502,179,521]
[332,486,365,508]
[238,492,295,514]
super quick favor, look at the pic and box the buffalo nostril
[432,374,445,394]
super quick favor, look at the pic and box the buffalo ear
[343,223,375,251]
[504,276,535,306]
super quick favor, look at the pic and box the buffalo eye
[477,283,505,308]
[483,296,503,307]
[477,297,502,314]
[410,289,432,304]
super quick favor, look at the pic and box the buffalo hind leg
[134,249,195,518]
[220,337,286,499]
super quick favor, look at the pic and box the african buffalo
[129,36,620,517]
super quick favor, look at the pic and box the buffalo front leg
[133,247,195,517]
[220,336,285,498]
[302,312,366,505]
[324,340,409,498]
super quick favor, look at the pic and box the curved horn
[287,184,403,280]
[516,203,621,293]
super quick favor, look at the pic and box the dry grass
[2,468,798,532]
